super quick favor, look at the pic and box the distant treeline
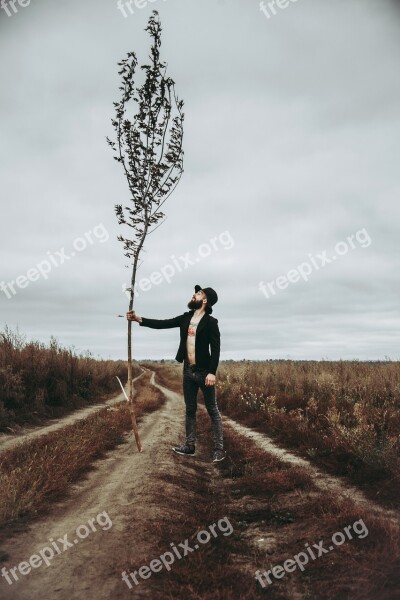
[0,327,138,430]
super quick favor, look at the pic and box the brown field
[0,327,141,430]
[0,370,165,530]
[215,360,400,509]
[0,357,399,600]
[149,359,400,508]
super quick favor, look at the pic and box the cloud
[1,0,400,360]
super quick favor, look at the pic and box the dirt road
[0,370,146,454]
[0,375,188,600]
[226,419,400,526]
[1,372,399,600]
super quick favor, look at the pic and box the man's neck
[192,307,206,320]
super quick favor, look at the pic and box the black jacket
[139,311,221,375]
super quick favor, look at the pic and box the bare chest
[187,318,203,339]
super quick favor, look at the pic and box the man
[126,284,226,463]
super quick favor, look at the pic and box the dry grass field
[0,327,141,430]
[214,360,400,508]
[1,355,399,600]
[139,361,400,599]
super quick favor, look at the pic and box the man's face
[187,289,207,310]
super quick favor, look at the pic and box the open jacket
[139,310,221,375]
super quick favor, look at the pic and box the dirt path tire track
[0,373,188,600]
[1,372,399,600]
[225,417,400,526]
[0,369,147,454]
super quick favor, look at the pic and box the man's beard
[188,299,203,310]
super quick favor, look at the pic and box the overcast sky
[1,0,400,361]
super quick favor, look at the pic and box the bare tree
[107,11,184,451]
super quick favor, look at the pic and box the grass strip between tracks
[0,372,164,531]
[138,364,400,599]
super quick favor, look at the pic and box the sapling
[107,11,184,451]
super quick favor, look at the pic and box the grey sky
[1,0,399,361]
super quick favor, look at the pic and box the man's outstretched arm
[126,310,182,329]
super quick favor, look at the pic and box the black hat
[194,284,218,314]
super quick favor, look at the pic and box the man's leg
[182,365,199,447]
[199,376,223,451]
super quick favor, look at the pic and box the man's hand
[205,373,216,386]
[126,310,141,323]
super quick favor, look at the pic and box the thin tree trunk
[126,234,146,453]
[127,300,142,452]
[127,319,142,452]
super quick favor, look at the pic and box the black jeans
[182,362,224,451]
